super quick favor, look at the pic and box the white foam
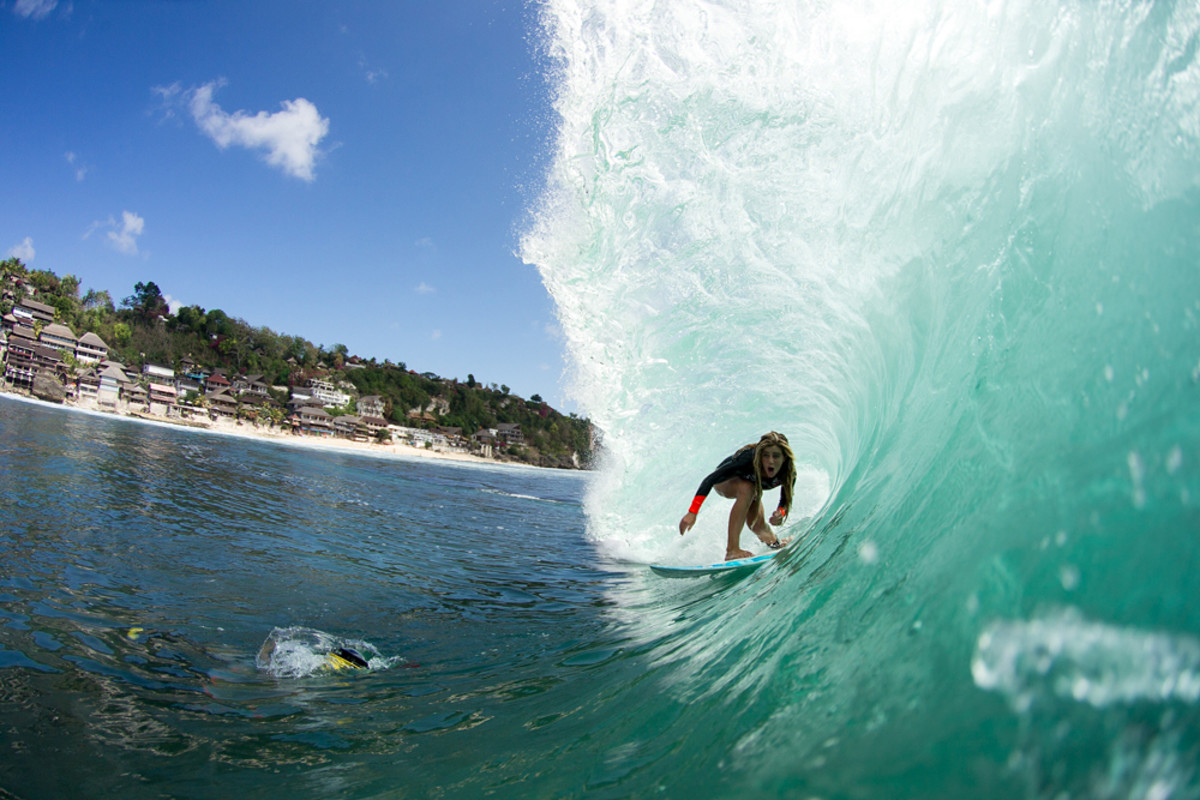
[972,609,1200,711]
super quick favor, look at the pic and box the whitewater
[1,0,1198,798]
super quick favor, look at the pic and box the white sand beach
[0,390,554,471]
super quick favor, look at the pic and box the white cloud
[163,294,183,315]
[415,282,436,294]
[109,211,145,255]
[6,237,35,262]
[86,211,145,256]
[188,80,330,181]
[150,82,184,122]
[358,55,388,85]
[14,0,57,20]
[65,151,88,181]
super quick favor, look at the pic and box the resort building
[125,383,148,408]
[12,298,55,326]
[307,377,351,409]
[97,363,130,409]
[4,333,62,390]
[75,332,109,364]
[205,371,232,394]
[293,403,335,436]
[143,364,178,416]
[176,374,202,397]
[39,322,77,354]
[76,368,100,402]
[496,423,524,445]
[205,389,238,417]
[358,395,385,418]
[233,374,272,400]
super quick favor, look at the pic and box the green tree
[82,289,115,313]
[112,322,132,348]
[123,281,168,320]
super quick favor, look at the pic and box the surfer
[679,431,797,560]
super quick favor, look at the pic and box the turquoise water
[4,0,1200,797]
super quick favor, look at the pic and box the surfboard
[650,550,781,577]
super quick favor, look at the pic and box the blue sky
[1,0,572,407]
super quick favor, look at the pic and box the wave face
[523,0,1200,795]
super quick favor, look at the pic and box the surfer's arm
[680,473,717,534]
[769,506,788,526]
[681,471,721,532]
[680,453,745,534]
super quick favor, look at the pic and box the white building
[39,322,77,354]
[75,332,110,364]
[308,377,350,409]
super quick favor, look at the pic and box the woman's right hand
[679,512,696,535]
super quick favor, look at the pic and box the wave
[522,0,1200,793]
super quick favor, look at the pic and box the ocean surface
[5,0,1200,797]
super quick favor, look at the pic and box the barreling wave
[522,0,1200,794]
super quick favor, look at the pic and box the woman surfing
[679,431,797,561]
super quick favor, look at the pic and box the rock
[32,373,66,403]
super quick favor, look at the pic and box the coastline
[0,390,569,473]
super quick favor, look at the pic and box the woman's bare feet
[726,547,754,561]
[755,530,792,549]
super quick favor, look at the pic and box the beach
[0,389,542,470]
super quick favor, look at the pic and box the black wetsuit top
[688,448,786,515]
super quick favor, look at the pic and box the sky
[1,0,575,409]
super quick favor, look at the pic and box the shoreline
[0,390,578,474]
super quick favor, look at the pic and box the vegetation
[1,258,592,467]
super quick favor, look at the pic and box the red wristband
[688,495,705,514]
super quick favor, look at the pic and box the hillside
[0,257,593,468]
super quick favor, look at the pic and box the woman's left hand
[769,509,786,526]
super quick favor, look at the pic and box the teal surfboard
[650,550,781,577]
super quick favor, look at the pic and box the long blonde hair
[738,431,796,511]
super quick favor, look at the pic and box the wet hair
[738,431,796,511]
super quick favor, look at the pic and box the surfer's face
[760,445,785,479]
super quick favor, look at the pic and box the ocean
[4,0,1200,797]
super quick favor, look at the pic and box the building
[97,363,130,408]
[496,423,524,445]
[205,371,232,394]
[143,364,178,416]
[293,403,335,435]
[39,322,77,354]
[12,298,55,325]
[205,389,239,417]
[4,333,62,389]
[75,368,100,402]
[358,395,386,418]
[333,414,363,439]
[233,373,272,400]
[75,332,110,364]
[308,377,350,409]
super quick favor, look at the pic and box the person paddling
[679,431,797,561]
